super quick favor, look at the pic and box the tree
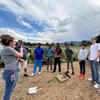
[96,34,100,43]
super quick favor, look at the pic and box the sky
[0,0,100,43]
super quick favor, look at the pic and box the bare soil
[0,62,100,100]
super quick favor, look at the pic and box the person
[15,40,28,77]
[65,43,74,75]
[52,43,62,73]
[0,35,23,100]
[46,44,54,71]
[31,43,44,76]
[89,37,100,89]
[78,43,88,79]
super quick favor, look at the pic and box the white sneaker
[94,83,100,89]
[38,72,41,75]
[87,78,92,81]
[31,73,35,76]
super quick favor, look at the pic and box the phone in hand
[11,74,15,81]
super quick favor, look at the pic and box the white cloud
[0,28,26,41]
[16,17,32,29]
[0,0,100,42]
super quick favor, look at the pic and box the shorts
[19,60,27,69]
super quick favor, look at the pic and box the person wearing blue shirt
[46,44,54,71]
[31,43,44,76]
[15,40,29,77]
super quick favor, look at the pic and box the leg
[49,57,53,70]
[79,61,82,74]
[39,59,42,73]
[33,60,38,74]
[53,58,57,72]
[94,62,99,84]
[89,61,95,82]
[3,71,18,100]
[46,58,49,71]
[23,60,28,77]
[67,61,69,72]
[58,58,61,72]
[71,60,74,73]
[82,60,86,75]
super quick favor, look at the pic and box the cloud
[16,17,32,29]
[0,28,26,41]
[0,0,100,42]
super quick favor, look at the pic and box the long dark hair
[0,35,15,46]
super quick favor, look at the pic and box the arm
[95,50,100,61]
[15,47,23,58]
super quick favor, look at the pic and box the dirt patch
[0,62,100,100]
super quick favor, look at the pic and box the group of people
[0,34,100,100]
[31,42,75,76]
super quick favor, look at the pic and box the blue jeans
[2,70,18,100]
[33,59,42,74]
[90,61,99,84]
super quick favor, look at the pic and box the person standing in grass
[0,35,23,100]
[65,43,74,75]
[89,37,100,89]
[31,43,44,76]
[52,43,62,73]
[46,44,54,71]
[15,40,29,77]
[78,43,88,79]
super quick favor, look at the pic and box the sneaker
[94,83,100,89]
[24,74,28,77]
[38,72,41,75]
[80,75,85,79]
[31,73,35,76]
[72,72,75,75]
[79,74,83,78]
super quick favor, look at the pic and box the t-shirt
[1,47,19,70]
[46,48,54,58]
[15,46,27,61]
[55,48,62,58]
[34,47,44,60]
[89,43,100,62]
[65,48,73,60]
[78,48,88,60]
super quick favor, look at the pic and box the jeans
[53,58,61,72]
[79,60,86,75]
[47,57,53,70]
[90,61,99,84]
[33,59,42,74]
[2,70,18,100]
[67,59,74,73]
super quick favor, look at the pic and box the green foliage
[0,55,4,68]
[97,34,100,43]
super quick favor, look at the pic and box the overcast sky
[0,0,100,43]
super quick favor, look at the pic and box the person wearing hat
[65,43,74,75]
[15,40,29,77]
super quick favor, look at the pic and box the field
[0,62,100,100]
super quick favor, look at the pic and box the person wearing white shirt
[89,37,100,89]
[78,43,88,79]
